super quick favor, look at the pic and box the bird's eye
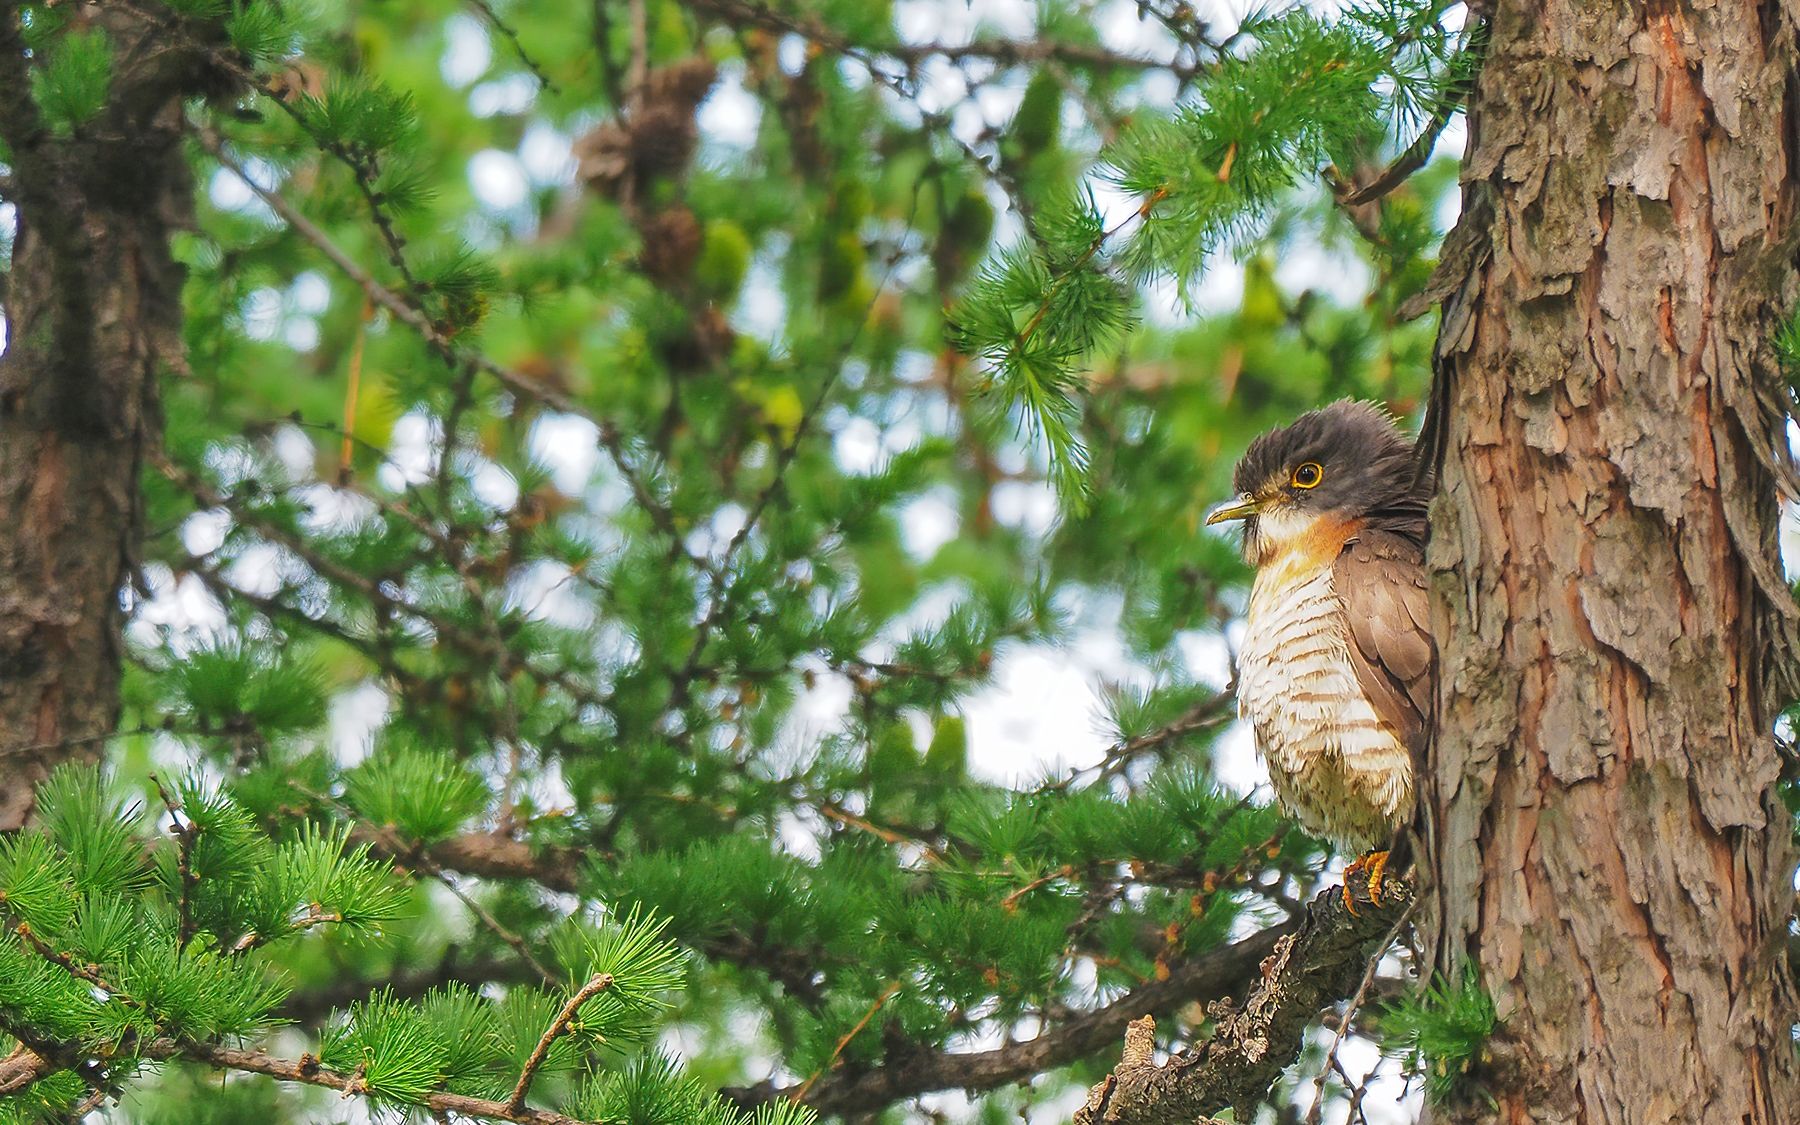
[1290,462,1324,489]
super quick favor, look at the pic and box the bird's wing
[1333,528,1434,754]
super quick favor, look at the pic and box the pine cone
[638,206,703,286]
[628,103,700,179]
[647,57,718,110]
[573,121,632,195]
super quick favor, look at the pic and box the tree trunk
[0,6,213,828]
[1424,0,1800,1121]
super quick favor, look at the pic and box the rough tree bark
[1424,0,1800,1120]
[0,5,221,828]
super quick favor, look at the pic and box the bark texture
[1068,876,1412,1125]
[0,6,218,828]
[1425,0,1800,1121]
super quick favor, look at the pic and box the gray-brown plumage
[1207,401,1434,887]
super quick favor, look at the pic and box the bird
[1205,400,1434,910]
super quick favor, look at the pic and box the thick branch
[726,914,1296,1117]
[423,831,583,893]
[1072,878,1413,1124]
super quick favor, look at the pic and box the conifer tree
[1,2,1792,1124]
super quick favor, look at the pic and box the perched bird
[1206,401,1434,908]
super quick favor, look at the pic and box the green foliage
[28,26,110,134]
[950,0,1469,503]
[570,1053,815,1125]
[167,640,329,736]
[1380,966,1499,1105]
[0,768,293,1062]
[343,742,489,842]
[0,768,746,1125]
[1775,302,1800,389]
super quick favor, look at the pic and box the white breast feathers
[1235,559,1412,851]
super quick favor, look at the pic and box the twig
[0,729,124,759]
[229,904,347,955]
[148,774,200,950]
[63,1083,108,1120]
[339,298,371,481]
[467,0,560,93]
[1325,18,1483,233]
[790,981,902,1103]
[816,803,924,849]
[195,130,696,565]
[292,782,560,986]
[1039,693,1236,794]
[1001,866,1074,912]
[1303,895,1417,1124]
[508,972,614,1111]
[681,0,1206,80]
[15,924,147,1010]
[177,1040,587,1125]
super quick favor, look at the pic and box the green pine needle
[1380,965,1498,1104]
[29,27,110,134]
[343,744,489,843]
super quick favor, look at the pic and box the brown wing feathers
[1333,529,1434,754]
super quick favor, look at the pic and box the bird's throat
[1248,510,1361,575]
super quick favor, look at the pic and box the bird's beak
[1205,496,1263,526]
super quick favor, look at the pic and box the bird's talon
[1365,850,1389,907]
[1342,850,1389,915]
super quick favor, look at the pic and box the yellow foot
[1341,850,1390,916]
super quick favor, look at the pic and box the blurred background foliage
[0,0,1468,1121]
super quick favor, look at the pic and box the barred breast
[1236,559,1412,851]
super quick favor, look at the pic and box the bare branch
[726,916,1295,1116]
[177,1041,589,1125]
[509,972,614,1111]
[466,0,559,93]
[680,0,1202,79]
[1072,877,1414,1125]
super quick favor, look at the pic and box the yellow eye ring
[1291,462,1324,489]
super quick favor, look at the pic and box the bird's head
[1206,400,1426,566]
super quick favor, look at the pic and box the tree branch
[679,0,1203,79]
[178,1041,588,1125]
[726,915,1296,1117]
[509,972,613,1111]
[0,1036,592,1124]
[278,951,535,1026]
[1072,877,1414,1125]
